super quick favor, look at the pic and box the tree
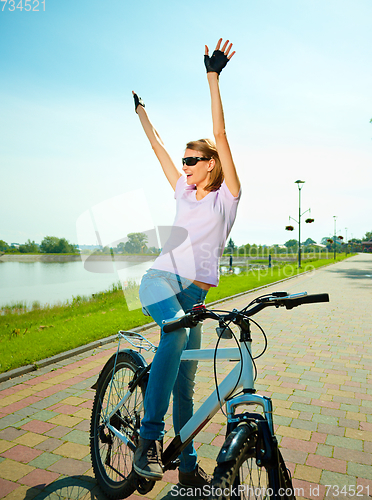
[321,235,346,253]
[19,239,38,253]
[284,239,298,250]
[124,233,148,254]
[55,238,73,253]
[363,231,372,241]
[303,238,316,246]
[321,236,332,246]
[349,238,361,245]
[40,236,77,254]
[226,238,236,254]
[0,240,9,252]
[114,242,126,253]
[40,236,60,253]
[148,247,160,254]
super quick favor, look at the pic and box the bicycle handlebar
[280,293,329,309]
[162,292,329,333]
[162,314,198,333]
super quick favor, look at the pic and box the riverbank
[0,252,333,264]
[0,253,156,263]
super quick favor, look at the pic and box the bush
[40,236,78,254]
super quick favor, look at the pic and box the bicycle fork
[226,393,274,435]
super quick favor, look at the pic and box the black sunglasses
[182,157,211,167]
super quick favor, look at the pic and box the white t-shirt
[152,176,241,286]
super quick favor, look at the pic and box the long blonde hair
[186,138,224,192]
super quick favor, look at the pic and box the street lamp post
[345,227,348,255]
[297,180,304,268]
[333,216,337,260]
[285,180,313,268]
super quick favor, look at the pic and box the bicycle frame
[103,331,274,469]
[93,292,329,499]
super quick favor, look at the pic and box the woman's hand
[132,91,145,113]
[204,38,235,75]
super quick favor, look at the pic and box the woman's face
[182,149,213,187]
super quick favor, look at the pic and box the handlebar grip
[304,293,329,303]
[285,293,329,309]
[162,315,196,333]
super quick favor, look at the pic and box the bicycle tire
[90,350,150,499]
[211,426,294,500]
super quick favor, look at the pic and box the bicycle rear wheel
[90,350,149,499]
[211,426,294,500]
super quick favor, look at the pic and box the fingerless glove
[204,50,229,74]
[133,93,145,113]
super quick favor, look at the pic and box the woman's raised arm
[204,39,240,198]
[132,92,182,190]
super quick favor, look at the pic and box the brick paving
[0,254,371,500]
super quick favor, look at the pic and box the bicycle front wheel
[211,428,294,500]
[90,350,148,499]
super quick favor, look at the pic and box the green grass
[0,254,351,375]
[208,255,348,302]
[0,286,153,374]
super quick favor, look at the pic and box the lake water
[0,259,244,309]
[0,260,153,309]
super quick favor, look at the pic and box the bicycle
[90,290,329,499]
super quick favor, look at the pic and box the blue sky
[1,0,371,247]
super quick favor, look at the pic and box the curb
[0,261,337,384]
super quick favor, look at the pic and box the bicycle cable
[246,340,258,381]
[211,311,244,418]
[240,291,277,315]
[240,296,261,314]
[248,317,268,360]
[212,322,226,417]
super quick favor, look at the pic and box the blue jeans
[138,269,208,473]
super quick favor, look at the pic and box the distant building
[362,240,372,253]
[78,245,102,251]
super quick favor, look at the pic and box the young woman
[132,39,241,487]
